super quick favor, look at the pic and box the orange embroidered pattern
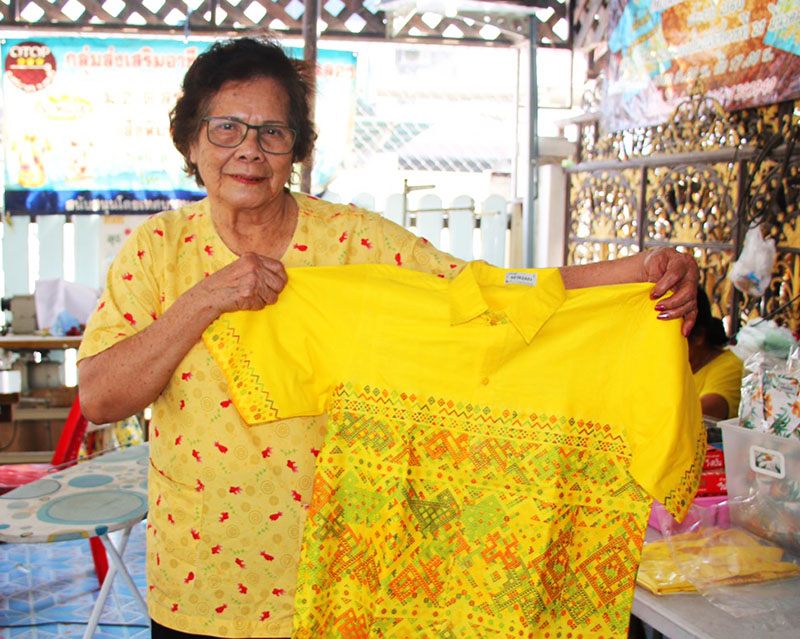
[294,382,656,639]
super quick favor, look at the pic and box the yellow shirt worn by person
[204,262,706,639]
[694,348,744,419]
[77,193,465,638]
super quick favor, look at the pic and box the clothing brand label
[504,272,537,286]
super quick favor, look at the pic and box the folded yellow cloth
[637,528,800,594]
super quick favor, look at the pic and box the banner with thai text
[603,0,800,132]
[1,37,356,215]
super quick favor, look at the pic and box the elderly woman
[78,37,699,639]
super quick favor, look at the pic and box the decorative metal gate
[562,93,800,333]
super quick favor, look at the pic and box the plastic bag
[651,501,800,625]
[737,350,800,440]
[730,319,799,365]
[729,226,776,297]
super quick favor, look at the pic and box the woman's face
[190,76,294,215]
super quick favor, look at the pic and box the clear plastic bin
[720,419,800,554]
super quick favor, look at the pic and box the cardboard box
[702,445,725,471]
[697,469,727,496]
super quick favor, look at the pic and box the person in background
[689,286,744,419]
[76,36,701,639]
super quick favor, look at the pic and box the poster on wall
[1,37,356,215]
[603,0,800,132]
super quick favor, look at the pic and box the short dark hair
[692,286,729,346]
[170,37,317,186]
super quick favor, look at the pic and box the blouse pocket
[147,464,203,597]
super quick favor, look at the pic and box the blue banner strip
[5,189,206,216]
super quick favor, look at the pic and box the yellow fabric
[77,193,465,638]
[204,261,706,639]
[693,348,744,418]
[637,528,800,595]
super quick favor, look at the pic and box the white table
[632,559,800,639]
[0,443,149,638]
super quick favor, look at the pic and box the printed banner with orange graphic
[602,0,800,132]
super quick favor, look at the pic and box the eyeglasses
[202,116,297,155]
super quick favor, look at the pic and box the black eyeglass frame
[201,116,297,155]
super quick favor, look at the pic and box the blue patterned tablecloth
[0,443,149,543]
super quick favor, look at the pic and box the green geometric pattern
[292,381,690,639]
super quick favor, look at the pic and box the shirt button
[480,377,489,386]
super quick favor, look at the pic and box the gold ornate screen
[564,94,800,335]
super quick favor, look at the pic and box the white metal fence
[1,192,521,298]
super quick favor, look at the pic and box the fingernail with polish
[657,312,669,319]
[654,304,665,311]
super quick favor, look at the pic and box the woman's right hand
[79,252,287,424]
[199,252,288,315]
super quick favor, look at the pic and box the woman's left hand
[643,247,700,336]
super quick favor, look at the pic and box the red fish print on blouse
[124,313,136,326]
[181,371,192,381]
[171,604,179,612]
[211,544,222,554]
[137,250,146,259]
[310,448,320,457]
[361,238,372,249]
[287,460,298,472]
[260,611,271,621]
[153,229,164,237]
[175,435,182,446]
[235,558,246,569]
[261,447,272,458]
[339,232,348,243]
[238,583,248,594]
[122,273,133,281]
[192,449,202,462]
[190,529,200,540]
[272,588,285,596]
[184,571,195,584]
[269,512,283,521]
[260,551,274,561]
[214,441,228,453]
[293,243,308,251]
[395,253,402,266]
[292,490,302,502]
[184,234,195,243]
[219,512,229,523]
[204,245,213,256]
[215,604,227,614]
[220,400,232,408]
[195,479,205,492]
[229,486,242,495]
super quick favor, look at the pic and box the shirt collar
[449,261,565,343]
